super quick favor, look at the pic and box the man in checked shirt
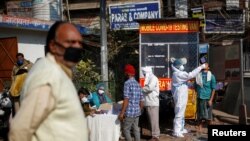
[119,64,144,141]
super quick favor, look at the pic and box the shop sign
[140,78,172,91]
[139,21,200,33]
[109,1,161,30]
[191,7,205,27]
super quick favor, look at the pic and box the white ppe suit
[142,67,160,138]
[142,67,159,106]
[171,64,206,137]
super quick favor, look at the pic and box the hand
[208,100,212,107]
[89,110,96,117]
[118,113,124,122]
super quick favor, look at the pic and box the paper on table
[98,103,112,111]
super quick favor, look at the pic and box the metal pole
[65,0,71,23]
[100,0,109,87]
[239,39,247,124]
[59,0,64,20]
[167,0,172,13]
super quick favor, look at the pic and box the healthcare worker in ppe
[171,58,208,138]
[142,66,160,140]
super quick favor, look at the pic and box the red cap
[124,64,135,75]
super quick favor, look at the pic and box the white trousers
[173,85,188,134]
[146,106,160,137]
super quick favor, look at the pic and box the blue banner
[0,15,90,35]
[109,1,161,30]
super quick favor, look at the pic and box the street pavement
[0,108,235,141]
[119,119,227,141]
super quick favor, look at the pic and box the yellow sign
[185,88,197,119]
[140,21,200,33]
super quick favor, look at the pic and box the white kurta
[143,72,160,107]
[9,53,88,141]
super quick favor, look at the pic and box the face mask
[64,47,83,63]
[98,89,105,94]
[179,65,185,71]
[54,41,83,63]
[81,97,88,103]
[17,60,24,66]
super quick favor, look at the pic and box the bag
[10,73,27,97]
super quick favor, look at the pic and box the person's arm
[142,76,158,94]
[11,66,16,82]
[208,90,216,107]
[208,75,217,107]
[119,98,128,121]
[179,63,207,81]
[9,85,55,141]
[171,64,179,72]
[91,93,100,108]
[119,83,129,121]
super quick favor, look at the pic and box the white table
[87,114,121,141]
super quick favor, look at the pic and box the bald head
[55,23,82,44]
[45,21,82,54]
[46,21,84,68]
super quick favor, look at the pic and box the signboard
[199,43,209,54]
[0,15,89,35]
[6,0,32,18]
[140,78,171,91]
[191,7,205,27]
[139,21,200,33]
[175,0,188,18]
[226,0,239,10]
[109,1,161,30]
[205,10,245,34]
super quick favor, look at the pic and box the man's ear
[49,41,57,54]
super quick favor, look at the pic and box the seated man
[90,83,112,108]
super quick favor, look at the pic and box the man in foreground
[9,21,88,141]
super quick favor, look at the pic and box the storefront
[0,15,89,91]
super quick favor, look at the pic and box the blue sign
[109,1,161,30]
[0,15,90,35]
[199,43,209,54]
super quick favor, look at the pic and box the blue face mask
[17,60,24,66]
